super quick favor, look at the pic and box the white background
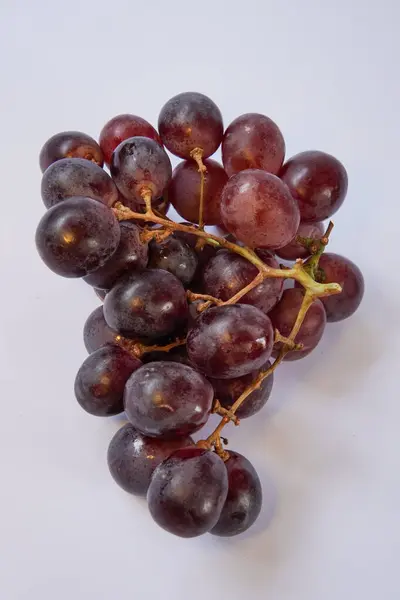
[1,1,399,598]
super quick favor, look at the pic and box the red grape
[168,159,228,225]
[147,447,228,537]
[221,169,300,249]
[39,131,103,172]
[210,451,262,537]
[35,196,120,278]
[269,288,326,360]
[275,221,325,260]
[280,151,348,222]
[148,236,198,286]
[110,137,172,203]
[74,345,142,416]
[222,113,285,177]
[317,253,364,322]
[158,92,223,159]
[99,114,161,165]
[187,304,274,378]
[83,306,120,353]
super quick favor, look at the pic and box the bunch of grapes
[36,92,364,539]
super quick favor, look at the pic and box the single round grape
[222,113,285,177]
[187,304,274,378]
[39,131,103,172]
[280,151,348,222]
[210,361,273,419]
[168,159,228,225]
[275,221,325,261]
[148,237,198,286]
[99,114,162,165]
[35,196,120,278]
[201,249,282,314]
[221,169,300,249]
[103,269,188,340]
[124,361,213,438]
[107,423,194,496]
[269,288,326,360]
[41,158,118,209]
[83,306,120,353]
[110,137,172,204]
[74,345,142,416]
[317,253,364,322]
[83,221,148,290]
[158,92,223,159]
[147,447,228,538]
[210,451,262,537]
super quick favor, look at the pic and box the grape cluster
[35,92,364,539]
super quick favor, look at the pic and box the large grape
[317,253,364,322]
[35,196,120,278]
[275,221,325,261]
[124,361,213,438]
[148,236,198,286]
[39,131,103,172]
[147,447,228,537]
[83,306,120,353]
[221,169,300,249]
[99,114,161,165]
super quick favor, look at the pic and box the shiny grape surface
[269,288,326,360]
[35,196,120,278]
[74,345,142,416]
[168,159,228,225]
[280,151,348,222]
[187,304,274,378]
[41,158,118,209]
[147,447,228,537]
[83,221,148,290]
[39,131,103,172]
[275,221,325,261]
[99,114,161,165]
[148,236,198,286]
[222,113,285,177]
[110,137,172,203]
[107,423,193,496]
[210,451,262,537]
[103,269,188,339]
[158,92,223,159]
[124,361,214,438]
[317,253,364,322]
[221,169,300,249]
[83,306,120,353]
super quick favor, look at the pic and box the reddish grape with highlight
[317,253,364,322]
[39,131,103,172]
[99,114,161,165]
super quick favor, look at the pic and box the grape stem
[186,290,223,306]
[116,336,186,359]
[189,147,207,231]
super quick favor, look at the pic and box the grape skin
[99,114,162,165]
[83,306,120,353]
[39,131,103,172]
[148,236,198,286]
[276,221,325,261]
[317,253,364,322]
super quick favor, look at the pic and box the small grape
[124,361,214,438]
[158,92,223,159]
[317,253,364,322]
[99,114,161,165]
[221,169,300,249]
[210,451,262,537]
[280,151,348,222]
[148,236,198,286]
[39,131,103,172]
[222,113,285,177]
[83,306,120,353]
[35,196,120,278]
[275,221,325,261]
[74,345,142,416]
[147,447,228,537]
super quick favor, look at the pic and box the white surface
[0,1,399,598]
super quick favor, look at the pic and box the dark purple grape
[74,345,142,416]
[210,361,273,419]
[317,253,364,322]
[168,159,228,225]
[201,249,282,314]
[210,451,262,537]
[110,137,172,203]
[269,288,326,360]
[275,221,325,261]
[147,447,228,537]
[222,113,285,177]
[104,269,188,339]
[158,92,223,159]
[83,306,120,353]
[124,361,213,438]
[41,158,118,209]
[99,114,162,165]
[141,345,192,366]
[35,196,120,278]
[187,304,274,378]
[39,131,103,172]
[280,151,348,222]
[83,221,148,290]
[107,423,194,496]
[148,237,198,286]
[221,170,300,249]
